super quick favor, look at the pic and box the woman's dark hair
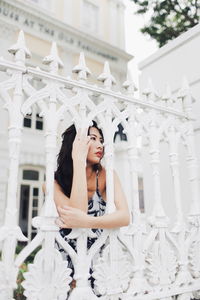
[55,121,103,197]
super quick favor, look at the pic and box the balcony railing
[0,31,200,300]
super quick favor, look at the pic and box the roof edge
[139,23,200,70]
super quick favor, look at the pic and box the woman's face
[87,127,104,165]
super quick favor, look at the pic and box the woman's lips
[95,152,102,158]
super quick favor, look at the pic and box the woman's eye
[90,136,96,141]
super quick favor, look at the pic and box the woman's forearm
[57,205,130,229]
[69,161,88,212]
[87,210,130,229]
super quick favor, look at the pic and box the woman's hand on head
[56,206,90,228]
[72,128,92,165]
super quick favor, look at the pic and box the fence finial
[177,76,189,98]
[178,77,194,115]
[143,78,158,102]
[8,30,31,64]
[72,52,91,81]
[98,61,116,89]
[162,83,172,106]
[123,70,137,95]
[43,41,63,73]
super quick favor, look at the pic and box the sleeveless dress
[56,171,106,288]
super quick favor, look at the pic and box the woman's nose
[97,141,103,149]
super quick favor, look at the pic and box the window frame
[23,105,44,133]
[81,0,99,35]
[18,166,45,241]
[26,0,53,12]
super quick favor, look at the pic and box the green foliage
[131,0,200,47]
[14,263,27,300]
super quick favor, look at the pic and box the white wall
[138,24,200,222]
[139,23,200,130]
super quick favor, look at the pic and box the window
[36,113,43,130]
[81,0,99,34]
[19,167,45,241]
[23,113,32,128]
[114,124,127,142]
[20,185,30,220]
[28,0,51,10]
[23,170,39,181]
[23,108,43,131]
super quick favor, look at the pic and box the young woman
[54,121,130,290]
[54,121,130,230]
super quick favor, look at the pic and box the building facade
[0,0,132,239]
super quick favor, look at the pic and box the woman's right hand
[72,128,92,164]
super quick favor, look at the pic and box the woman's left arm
[57,171,130,229]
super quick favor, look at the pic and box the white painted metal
[0,31,200,300]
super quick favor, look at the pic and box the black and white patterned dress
[57,171,106,280]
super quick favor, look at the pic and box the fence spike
[162,83,172,104]
[8,30,31,59]
[178,77,195,116]
[43,41,63,72]
[98,61,116,89]
[147,78,155,94]
[177,76,189,99]
[180,77,195,103]
[142,78,159,103]
[72,52,91,81]
[122,70,137,95]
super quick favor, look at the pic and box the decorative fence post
[0,31,30,300]
[143,83,178,293]
[67,53,100,300]
[19,42,73,300]
[179,79,200,298]
[95,62,130,299]
[122,77,149,297]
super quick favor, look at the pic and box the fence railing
[0,30,200,300]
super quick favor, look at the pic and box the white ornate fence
[0,31,200,300]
